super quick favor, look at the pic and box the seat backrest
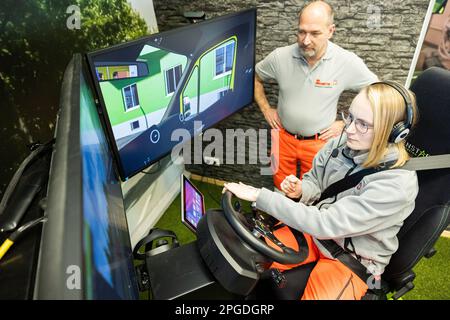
[383,67,450,282]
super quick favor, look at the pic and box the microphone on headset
[322,123,346,176]
[331,125,346,158]
[331,148,339,158]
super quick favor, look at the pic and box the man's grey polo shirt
[255,41,378,136]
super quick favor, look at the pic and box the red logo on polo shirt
[315,79,338,88]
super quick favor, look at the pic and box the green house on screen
[97,37,236,148]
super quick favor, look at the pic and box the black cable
[322,127,346,177]
[9,216,47,242]
[207,178,222,207]
[199,162,221,207]
[0,140,54,216]
[198,162,208,195]
[0,215,47,261]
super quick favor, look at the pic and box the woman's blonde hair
[362,82,418,169]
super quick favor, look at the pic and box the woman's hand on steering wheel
[223,182,261,202]
[221,191,309,264]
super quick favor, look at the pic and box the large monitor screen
[86,8,256,180]
[35,55,138,299]
[80,67,138,299]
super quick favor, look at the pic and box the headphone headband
[133,228,179,260]
[371,81,414,143]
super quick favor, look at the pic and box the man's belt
[284,129,320,140]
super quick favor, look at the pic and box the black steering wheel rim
[221,191,308,265]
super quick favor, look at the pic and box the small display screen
[181,176,205,232]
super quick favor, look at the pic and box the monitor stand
[145,241,237,300]
[122,154,184,249]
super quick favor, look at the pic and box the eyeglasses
[341,111,373,134]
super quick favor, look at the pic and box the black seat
[251,67,450,300]
[365,67,450,299]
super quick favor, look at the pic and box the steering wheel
[221,191,309,265]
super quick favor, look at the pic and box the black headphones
[323,81,413,173]
[372,81,414,144]
[133,228,180,260]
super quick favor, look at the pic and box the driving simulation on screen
[87,9,256,180]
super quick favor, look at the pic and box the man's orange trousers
[271,128,326,190]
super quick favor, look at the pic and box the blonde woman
[224,81,419,300]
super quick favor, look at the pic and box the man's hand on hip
[263,108,282,129]
[319,120,345,141]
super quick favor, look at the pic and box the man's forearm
[254,76,271,114]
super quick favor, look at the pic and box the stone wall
[153,0,429,187]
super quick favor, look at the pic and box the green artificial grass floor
[403,236,450,300]
[154,179,226,245]
[154,179,450,300]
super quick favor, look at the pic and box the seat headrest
[407,67,450,157]
[384,67,450,281]
[396,67,450,239]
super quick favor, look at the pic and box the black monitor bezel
[181,174,206,233]
[85,8,257,181]
[34,54,139,300]
[34,54,85,299]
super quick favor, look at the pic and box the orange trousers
[266,226,368,300]
[271,128,326,190]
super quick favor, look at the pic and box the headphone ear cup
[145,236,180,257]
[374,81,414,144]
[146,242,175,257]
[133,228,179,260]
[389,122,410,143]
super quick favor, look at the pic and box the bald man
[255,1,377,190]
